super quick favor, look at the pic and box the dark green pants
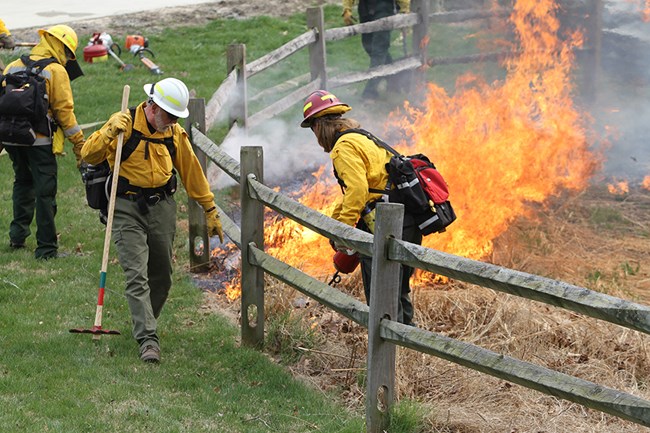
[112,196,176,351]
[5,145,58,259]
[359,0,397,96]
[359,216,422,325]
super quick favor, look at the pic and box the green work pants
[359,215,422,326]
[5,145,58,258]
[112,195,176,351]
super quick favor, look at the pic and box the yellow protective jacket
[330,130,392,227]
[0,19,10,36]
[342,0,410,13]
[2,34,84,161]
[81,102,215,211]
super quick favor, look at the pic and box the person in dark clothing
[301,89,421,325]
[342,0,410,98]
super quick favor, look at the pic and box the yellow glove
[342,8,356,26]
[205,206,224,243]
[104,112,131,140]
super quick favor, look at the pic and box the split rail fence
[183,2,648,432]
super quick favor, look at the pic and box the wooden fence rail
[188,121,650,429]
[187,1,618,430]
[203,1,600,134]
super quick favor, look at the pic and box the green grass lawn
[0,5,493,432]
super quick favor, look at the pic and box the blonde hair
[313,116,361,152]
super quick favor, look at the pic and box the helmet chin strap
[148,81,157,104]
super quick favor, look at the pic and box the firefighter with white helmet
[3,24,85,259]
[302,90,422,326]
[82,77,224,363]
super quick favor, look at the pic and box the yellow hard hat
[38,25,78,59]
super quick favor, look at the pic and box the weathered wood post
[240,146,265,347]
[307,6,328,89]
[187,98,210,273]
[411,0,431,90]
[227,43,248,128]
[366,203,404,432]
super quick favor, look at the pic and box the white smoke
[208,118,330,189]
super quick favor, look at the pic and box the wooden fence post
[187,98,210,273]
[307,6,328,89]
[411,0,431,89]
[366,203,404,433]
[227,43,248,129]
[240,146,265,347]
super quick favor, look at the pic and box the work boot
[140,345,161,363]
[9,240,25,249]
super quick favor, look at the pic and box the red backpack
[337,128,456,235]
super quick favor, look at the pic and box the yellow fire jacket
[342,0,410,14]
[330,130,392,227]
[2,35,84,161]
[81,102,215,211]
[0,19,11,36]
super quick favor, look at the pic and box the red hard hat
[301,90,351,128]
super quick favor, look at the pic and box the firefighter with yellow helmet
[82,77,224,363]
[0,19,15,50]
[3,24,85,259]
[302,90,422,326]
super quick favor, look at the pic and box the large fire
[261,0,600,286]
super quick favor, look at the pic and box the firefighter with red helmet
[302,90,421,326]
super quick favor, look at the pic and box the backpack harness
[0,55,58,145]
[84,107,177,218]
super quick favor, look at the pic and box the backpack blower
[125,35,163,75]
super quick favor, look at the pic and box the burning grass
[201,185,650,432]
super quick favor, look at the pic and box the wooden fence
[184,2,646,432]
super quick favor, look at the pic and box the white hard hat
[143,78,190,118]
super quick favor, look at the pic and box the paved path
[3,0,214,30]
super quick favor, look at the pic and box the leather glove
[104,112,131,140]
[329,239,349,253]
[342,8,356,26]
[205,206,224,243]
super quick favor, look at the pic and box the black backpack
[336,128,456,236]
[0,55,57,145]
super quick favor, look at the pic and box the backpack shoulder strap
[121,107,140,162]
[121,106,176,162]
[19,55,57,74]
[335,128,402,157]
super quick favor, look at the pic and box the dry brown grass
[203,185,650,432]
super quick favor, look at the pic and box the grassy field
[0,6,379,432]
[3,3,649,432]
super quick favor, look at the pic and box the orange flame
[644,0,650,22]
[259,0,600,288]
[607,180,629,195]
[642,176,650,191]
[389,0,598,259]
